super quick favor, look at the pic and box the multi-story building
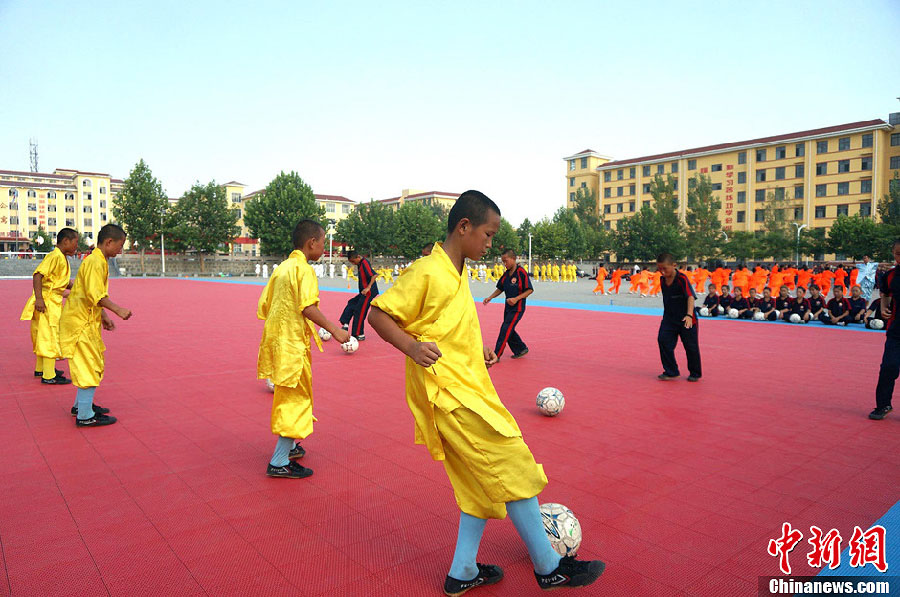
[565,116,900,240]
[377,189,460,211]
[0,168,122,252]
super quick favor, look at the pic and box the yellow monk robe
[257,250,324,439]
[552,264,560,282]
[20,247,70,361]
[531,262,539,281]
[59,248,109,389]
[371,243,546,519]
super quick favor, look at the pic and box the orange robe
[819,271,834,295]
[797,270,812,290]
[752,268,769,294]
[781,268,797,290]
[593,267,608,294]
[609,270,625,294]
[694,268,710,293]
[648,271,663,296]
[732,270,751,296]
[834,269,848,293]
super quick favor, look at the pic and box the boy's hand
[114,306,132,320]
[483,346,498,368]
[362,287,371,296]
[101,311,115,331]
[883,304,892,319]
[34,298,46,313]
[506,297,517,306]
[409,341,441,367]
[482,297,490,305]
[333,329,351,344]
[683,315,693,329]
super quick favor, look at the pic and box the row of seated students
[699,283,885,329]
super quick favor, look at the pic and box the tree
[30,225,53,252]
[758,189,797,260]
[877,172,900,247]
[723,231,760,263]
[113,159,168,273]
[516,217,533,251]
[243,171,325,256]
[798,227,827,261]
[572,187,601,229]
[488,217,520,258]
[170,181,240,272]
[335,200,395,256]
[392,201,444,259]
[826,215,883,260]
[684,174,722,262]
[531,218,567,259]
[614,174,684,261]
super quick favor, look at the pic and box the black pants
[875,334,900,409]
[738,311,754,319]
[340,292,376,336]
[494,306,527,357]
[658,319,701,378]
[765,311,777,321]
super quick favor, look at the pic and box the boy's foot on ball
[443,563,504,596]
[70,404,110,417]
[657,373,679,381]
[41,374,71,385]
[266,461,313,479]
[75,413,117,427]
[535,556,605,590]
[288,444,306,460]
[511,348,529,359]
[869,406,892,420]
[35,368,64,378]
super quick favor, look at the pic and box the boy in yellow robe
[21,228,78,384]
[59,224,132,427]
[369,191,604,595]
[257,220,349,479]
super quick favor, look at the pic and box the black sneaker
[357,334,366,341]
[288,444,306,460]
[687,376,701,382]
[35,368,64,377]
[657,373,679,381]
[443,563,504,596]
[76,413,117,427]
[266,461,313,479]
[869,406,893,420]
[70,404,110,417]
[511,348,529,359]
[341,324,349,331]
[535,556,605,590]
[41,375,72,385]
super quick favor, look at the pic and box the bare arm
[482,289,502,305]
[684,296,695,329]
[515,288,534,301]
[301,304,350,343]
[368,306,441,367]
[32,273,46,312]
[98,296,132,320]
[883,296,893,319]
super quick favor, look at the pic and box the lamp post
[160,207,166,276]
[328,225,335,264]
[792,223,808,265]
[528,232,533,272]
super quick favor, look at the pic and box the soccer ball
[265,379,275,392]
[699,307,710,317]
[318,328,332,341]
[540,503,582,557]
[727,308,739,319]
[789,313,801,324]
[342,336,359,353]
[536,387,565,416]
[870,319,885,330]
[753,312,765,321]
[717,305,725,314]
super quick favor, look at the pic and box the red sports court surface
[1,278,897,596]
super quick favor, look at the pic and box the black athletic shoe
[266,461,313,479]
[341,324,349,331]
[869,406,893,420]
[443,563,504,596]
[76,413,117,427]
[357,334,366,341]
[35,368,64,377]
[70,404,110,417]
[41,375,72,385]
[657,373,679,381]
[687,376,701,382]
[288,444,306,460]
[511,348,529,359]
[535,556,605,590]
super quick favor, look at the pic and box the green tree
[516,217,533,251]
[30,225,53,252]
[723,231,760,263]
[572,187,601,229]
[798,227,827,261]
[531,218,567,258]
[113,159,168,273]
[876,172,900,246]
[684,173,722,262]
[488,217,520,258]
[614,174,684,261]
[335,200,395,256]
[243,171,325,256]
[77,232,91,252]
[551,207,589,258]
[826,215,883,260]
[758,189,797,260]
[393,201,444,259]
[170,181,240,272]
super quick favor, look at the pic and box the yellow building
[377,189,460,211]
[566,116,900,241]
[0,168,122,252]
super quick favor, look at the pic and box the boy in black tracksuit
[482,249,534,359]
[820,285,851,325]
[848,285,867,324]
[808,285,826,321]
[789,286,812,323]
[866,298,884,329]
[870,242,900,420]
[718,285,733,315]
[702,284,720,316]
[758,287,777,320]
[731,287,752,319]
[775,286,792,321]
[656,253,701,382]
[340,250,379,339]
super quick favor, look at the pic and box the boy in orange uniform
[608,268,626,294]
[592,264,608,294]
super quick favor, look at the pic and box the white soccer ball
[318,327,332,341]
[540,503,582,557]
[717,305,725,314]
[536,387,565,416]
[727,308,739,319]
[871,319,885,330]
[342,336,359,353]
[265,379,275,392]
[789,313,801,324]
[699,307,710,317]
[753,312,765,321]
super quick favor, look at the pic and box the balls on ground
[789,313,801,323]
[717,305,725,314]
[265,379,275,392]
[318,327,332,341]
[699,307,710,317]
[727,308,739,319]
[871,319,885,330]
[540,503,582,557]
[342,336,359,353]
[536,387,565,416]
[753,312,765,321]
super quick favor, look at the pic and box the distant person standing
[656,253,701,382]
[339,250,378,340]
[870,241,900,420]
[482,249,533,360]
[856,256,878,300]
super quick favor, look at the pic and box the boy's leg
[42,356,57,381]
[270,435,294,467]
[448,512,488,581]
[818,312,832,324]
[679,324,702,379]
[494,309,523,357]
[268,382,314,477]
[76,387,97,420]
[353,292,375,337]
[339,295,359,328]
[767,312,777,321]
[874,335,900,410]
[507,328,527,357]
[657,321,680,377]
[34,354,42,375]
[506,497,560,575]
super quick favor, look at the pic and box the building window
[775,146,786,159]
[838,137,850,151]
[688,178,696,189]
[27,190,36,198]
[83,206,92,213]
[617,187,624,197]
[816,184,827,197]
[65,218,74,226]
[711,183,722,191]
[9,201,18,209]
[795,185,804,199]
[617,203,623,213]
[836,204,849,216]
[755,209,765,222]
[861,179,872,194]
[642,166,650,177]
[617,169,624,180]
[796,143,805,157]
[737,211,745,223]
[817,140,828,154]
[342,204,351,214]
[737,171,746,184]
[28,203,36,211]
[99,186,106,194]
[629,202,635,212]
[671,162,678,173]
[569,160,575,171]
[580,157,587,169]
[48,218,56,226]
[47,204,56,212]
[892,133,900,146]
[65,206,75,213]
[86,193,92,201]
[861,203,872,217]
[629,167,635,179]
[643,200,651,209]
[604,171,611,182]
[755,189,765,202]
[604,188,611,198]
[816,162,827,176]
[775,167,785,180]
[604,204,611,213]
[837,160,850,173]
[657,164,664,174]
[796,164,804,178]
[82,179,91,187]
[8,189,17,198]
[688,159,697,170]
[862,133,873,148]
[711,164,722,172]
[9,216,18,224]
[629,184,635,195]
[569,178,574,187]
[756,169,766,182]
[815,206,826,218]
[580,182,586,188]
[794,207,803,220]
[756,149,766,162]
[737,191,746,203]
[642,184,650,193]
[891,156,900,169]
[733,152,744,165]
[568,193,575,202]
[861,156,872,171]
[84,218,92,226]
[837,182,849,195]
[774,187,785,201]
[28,217,37,226]
[47,191,56,199]
[672,180,678,191]
[65,193,74,200]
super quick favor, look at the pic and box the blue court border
[815,500,900,579]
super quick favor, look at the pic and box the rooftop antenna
[29,138,38,173]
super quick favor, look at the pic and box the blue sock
[270,436,293,467]
[448,512,487,581]
[76,387,97,420]
[506,496,561,575]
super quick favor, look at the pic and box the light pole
[528,232,533,272]
[160,207,166,276]
[792,223,807,265]
[328,225,335,264]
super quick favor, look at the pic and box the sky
[1,0,899,226]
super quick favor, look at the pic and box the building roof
[0,169,71,179]
[597,119,891,169]
[56,169,112,177]
[315,194,354,203]
[223,181,245,187]
[378,190,460,203]
[562,149,613,161]
[0,180,72,190]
